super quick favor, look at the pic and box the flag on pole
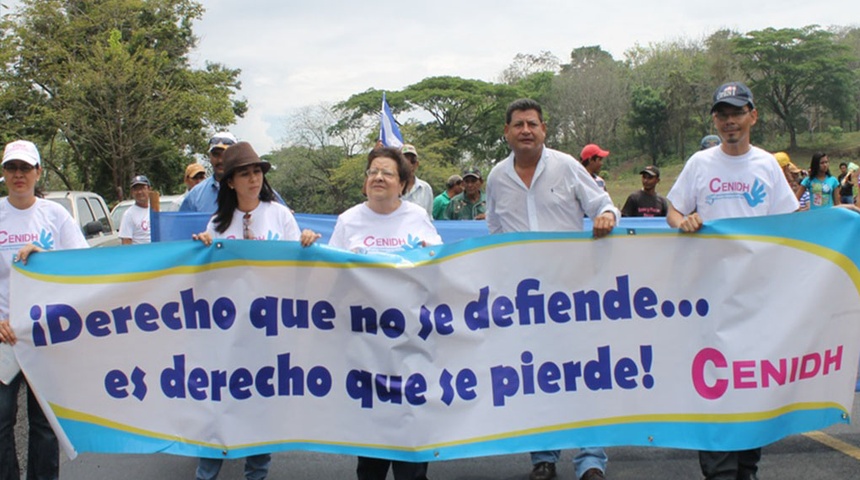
[379,93,404,148]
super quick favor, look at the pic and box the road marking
[803,431,860,461]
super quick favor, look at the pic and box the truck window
[76,197,96,231]
[88,196,113,233]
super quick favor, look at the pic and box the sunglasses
[2,162,36,173]
[209,136,236,147]
[243,212,255,240]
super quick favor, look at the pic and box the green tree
[5,0,244,201]
[627,40,714,160]
[547,46,629,155]
[628,85,669,164]
[336,77,522,166]
[732,26,858,148]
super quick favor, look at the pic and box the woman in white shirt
[330,147,440,480]
[193,141,317,247]
[0,140,88,480]
[191,141,315,480]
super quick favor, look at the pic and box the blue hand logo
[266,231,280,241]
[744,179,767,207]
[34,229,54,251]
[403,234,423,250]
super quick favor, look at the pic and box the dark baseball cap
[640,165,660,178]
[711,82,755,112]
[130,175,151,187]
[462,166,482,180]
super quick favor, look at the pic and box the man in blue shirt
[181,132,286,213]
[180,132,238,212]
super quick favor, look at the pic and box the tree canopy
[733,26,858,148]
[1,0,244,201]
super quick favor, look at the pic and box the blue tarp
[149,211,671,244]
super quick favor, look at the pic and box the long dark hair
[211,166,276,234]
[809,152,830,179]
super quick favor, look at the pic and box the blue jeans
[531,448,608,479]
[0,373,59,480]
[196,454,271,480]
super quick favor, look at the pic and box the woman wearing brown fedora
[191,141,317,480]
[193,141,318,247]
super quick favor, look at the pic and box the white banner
[10,209,860,461]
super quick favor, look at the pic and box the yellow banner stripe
[52,401,847,452]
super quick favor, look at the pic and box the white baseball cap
[2,140,41,167]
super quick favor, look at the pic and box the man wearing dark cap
[180,132,238,212]
[432,174,463,219]
[119,175,152,244]
[181,132,285,212]
[667,82,798,480]
[620,166,667,217]
[444,167,486,220]
[579,144,609,191]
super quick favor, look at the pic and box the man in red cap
[579,144,609,191]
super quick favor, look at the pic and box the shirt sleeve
[118,209,133,239]
[281,207,301,241]
[328,217,346,250]
[667,162,697,215]
[59,214,89,250]
[485,174,501,234]
[621,195,635,217]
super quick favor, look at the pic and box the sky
[9,1,860,154]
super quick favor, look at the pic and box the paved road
[12,393,860,479]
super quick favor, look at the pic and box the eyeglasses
[209,136,236,147]
[463,177,480,184]
[2,162,36,173]
[366,168,397,179]
[243,213,255,240]
[713,109,751,121]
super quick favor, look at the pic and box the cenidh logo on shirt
[364,236,406,248]
[0,229,54,250]
[362,234,424,250]
[706,177,767,207]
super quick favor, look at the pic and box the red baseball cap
[580,144,609,160]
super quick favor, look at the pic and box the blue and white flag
[379,92,403,148]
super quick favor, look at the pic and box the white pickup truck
[44,191,121,247]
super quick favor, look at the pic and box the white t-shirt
[667,145,799,221]
[485,146,620,233]
[119,203,151,244]
[204,201,300,241]
[329,201,442,254]
[0,198,89,319]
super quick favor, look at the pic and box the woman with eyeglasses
[0,140,88,480]
[795,152,840,209]
[328,147,440,480]
[191,141,317,480]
